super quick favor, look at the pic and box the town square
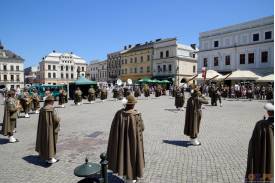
[0,0,274,183]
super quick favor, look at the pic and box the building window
[48,73,51,78]
[248,53,254,64]
[261,51,268,63]
[166,50,169,57]
[134,68,137,73]
[192,53,196,58]
[253,33,259,41]
[147,66,150,72]
[3,65,7,71]
[48,65,51,70]
[203,58,208,67]
[130,68,133,73]
[134,57,137,63]
[4,75,7,81]
[130,58,133,63]
[71,66,74,71]
[225,55,230,65]
[168,64,172,72]
[122,60,124,64]
[66,66,69,71]
[82,67,84,72]
[157,65,161,72]
[160,52,163,58]
[71,74,74,79]
[16,75,19,81]
[53,73,56,78]
[125,59,128,64]
[140,67,143,73]
[125,68,127,74]
[10,65,14,71]
[61,73,64,78]
[140,56,143,63]
[66,73,69,79]
[214,41,219,47]
[10,75,14,81]
[53,65,56,70]
[61,66,63,71]
[121,69,124,74]
[147,55,150,61]
[16,66,19,71]
[193,66,196,73]
[163,65,166,72]
[214,57,219,66]
[240,54,245,64]
[265,31,272,40]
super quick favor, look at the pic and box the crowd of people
[0,81,273,182]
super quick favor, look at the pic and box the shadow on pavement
[163,140,192,147]
[164,109,180,113]
[22,155,52,168]
[0,138,9,144]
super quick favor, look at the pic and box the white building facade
[37,51,87,84]
[87,60,107,82]
[198,16,274,76]
[153,38,198,84]
[0,42,24,89]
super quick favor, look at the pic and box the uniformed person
[245,102,274,182]
[100,86,108,101]
[74,87,82,105]
[1,90,19,143]
[134,86,141,98]
[155,84,162,97]
[88,86,96,103]
[112,87,118,100]
[58,89,66,107]
[35,96,60,164]
[175,86,185,110]
[143,84,150,99]
[32,89,40,113]
[184,88,208,146]
[20,89,32,118]
[107,95,145,183]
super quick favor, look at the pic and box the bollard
[100,153,108,183]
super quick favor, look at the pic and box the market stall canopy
[160,80,170,83]
[196,70,223,80]
[225,70,260,80]
[73,76,97,85]
[138,78,153,83]
[256,74,274,82]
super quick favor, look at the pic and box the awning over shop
[225,70,260,80]
[72,76,97,85]
[196,70,223,80]
[256,74,274,82]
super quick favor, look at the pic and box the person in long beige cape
[175,86,185,110]
[88,86,96,103]
[74,87,82,105]
[245,102,274,182]
[35,96,60,164]
[1,90,19,143]
[184,88,208,146]
[107,95,145,183]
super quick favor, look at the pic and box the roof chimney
[53,50,56,53]
[124,46,127,50]
[70,52,73,54]
[0,41,4,50]
[190,44,196,50]
[128,45,132,48]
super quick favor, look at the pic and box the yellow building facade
[120,43,153,82]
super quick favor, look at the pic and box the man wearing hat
[88,86,96,103]
[58,88,67,108]
[74,87,82,105]
[32,89,40,113]
[35,96,60,164]
[175,85,185,110]
[245,102,274,182]
[184,88,208,146]
[107,95,145,183]
[1,90,20,143]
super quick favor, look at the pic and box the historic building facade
[198,16,274,76]
[153,38,198,85]
[107,51,122,84]
[87,60,107,82]
[0,42,24,89]
[120,42,154,82]
[36,51,87,84]
[24,66,38,85]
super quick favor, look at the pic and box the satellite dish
[116,79,122,86]
[127,78,133,85]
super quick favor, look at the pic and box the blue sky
[0,0,273,67]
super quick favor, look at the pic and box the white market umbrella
[257,74,274,82]
[196,70,223,81]
[225,70,260,80]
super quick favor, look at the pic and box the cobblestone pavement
[0,93,268,183]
